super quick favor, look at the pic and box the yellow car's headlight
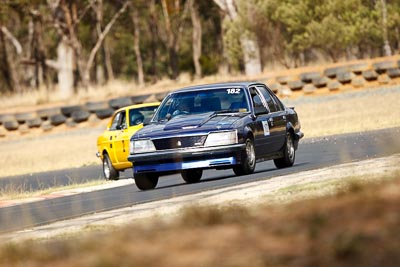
[130,139,156,154]
[204,130,238,147]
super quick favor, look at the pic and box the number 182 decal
[227,88,241,94]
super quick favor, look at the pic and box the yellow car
[97,102,160,180]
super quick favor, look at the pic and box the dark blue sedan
[128,82,303,190]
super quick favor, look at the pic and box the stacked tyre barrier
[268,59,400,96]
[0,93,165,135]
[1,58,399,135]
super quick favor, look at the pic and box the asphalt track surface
[1,127,399,233]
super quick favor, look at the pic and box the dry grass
[0,179,107,201]
[294,86,400,137]
[0,126,103,177]
[1,173,399,267]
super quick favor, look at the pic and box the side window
[250,87,268,114]
[109,112,121,131]
[120,112,126,129]
[270,91,285,111]
[257,86,278,113]
[109,111,126,130]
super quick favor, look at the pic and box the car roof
[115,102,160,113]
[171,82,265,94]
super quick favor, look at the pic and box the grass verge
[0,179,108,202]
[1,170,399,266]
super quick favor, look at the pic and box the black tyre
[276,75,293,85]
[61,105,84,117]
[49,114,67,126]
[95,108,114,119]
[373,60,396,74]
[233,138,256,176]
[26,118,42,128]
[181,169,203,183]
[85,101,109,113]
[327,81,342,91]
[108,97,132,109]
[299,72,321,83]
[336,71,354,84]
[312,77,330,88]
[387,68,400,79]
[269,83,281,93]
[131,94,151,104]
[362,70,378,81]
[15,112,36,124]
[71,110,90,123]
[0,114,15,125]
[350,63,369,74]
[287,80,305,91]
[4,120,19,131]
[134,173,159,190]
[37,107,61,120]
[102,153,119,180]
[274,132,295,169]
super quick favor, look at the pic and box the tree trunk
[240,36,262,75]
[0,27,21,93]
[94,0,105,85]
[169,46,179,79]
[149,0,158,80]
[103,39,114,81]
[57,38,74,99]
[131,8,144,86]
[82,1,129,87]
[161,0,178,79]
[161,0,189,80]
[189,0,202,79]
[31,12,48,89]
[213,0,262,76]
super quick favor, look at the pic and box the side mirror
[143,117,151,126]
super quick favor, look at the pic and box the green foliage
[0,0,399,93]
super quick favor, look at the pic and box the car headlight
[204,130,238,147]
[130,139,156,154]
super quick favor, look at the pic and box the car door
[113,110,132,168]
[256,85,287,152]
[249,87,276,157]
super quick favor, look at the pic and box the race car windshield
[154,88,250,122]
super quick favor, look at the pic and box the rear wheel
[134,174,159,190]
[103,154,119,180]
[233,138,256,176]
[274,132,295,169]
[181,169,203,183]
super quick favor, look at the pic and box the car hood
[134,113,245,139]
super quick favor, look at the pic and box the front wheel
[274,132,295,169]
[103,154,119,180]
[134,173,159,190]
[233,138,256,176]
[181,169,203,183]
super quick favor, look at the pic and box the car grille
[153,135,207,150]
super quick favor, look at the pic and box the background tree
[0,0,399,98]
[214,0,262,75]
[189,0,202,79]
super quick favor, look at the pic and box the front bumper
[128,143,246,174]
